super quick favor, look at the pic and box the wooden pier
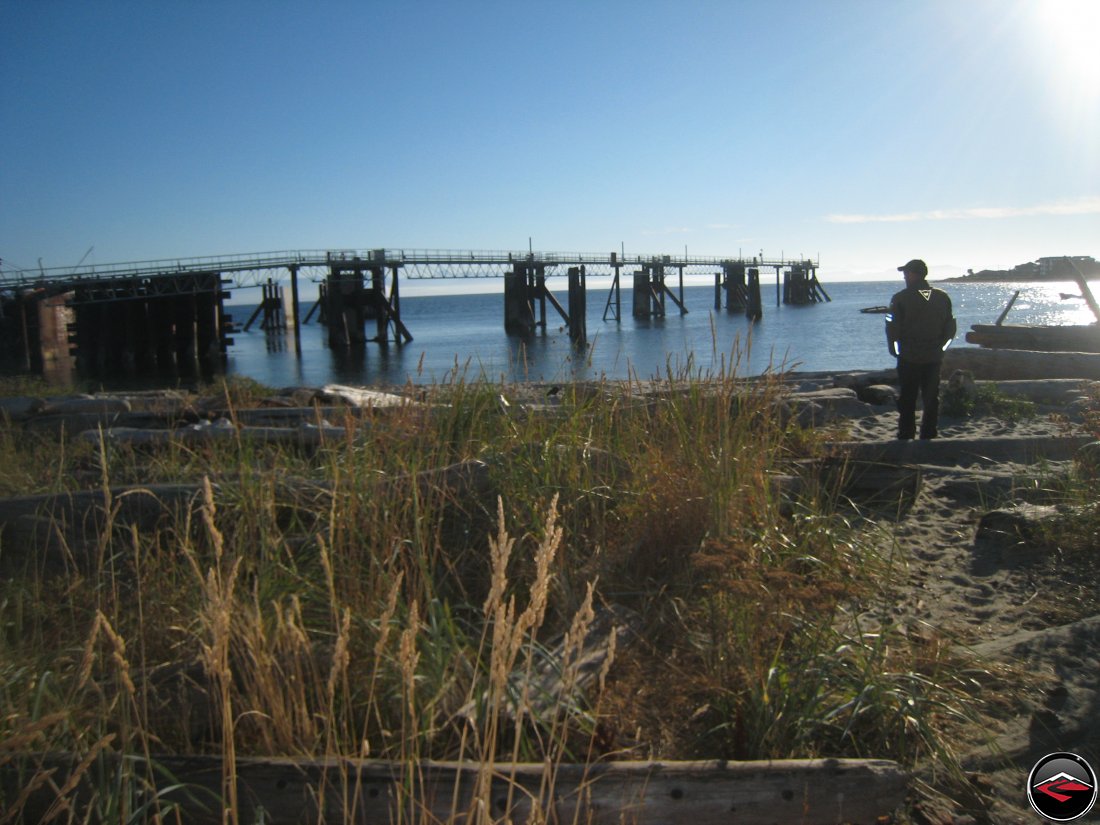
[0,248,826,381]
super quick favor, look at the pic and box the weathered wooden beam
[829,434,1093,467]
[942,347,1100,380]
[965,324,1100,353]
[0,459,496,570]
[78,422,349,449]
[5,753,907,825]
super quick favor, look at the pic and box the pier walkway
[0,248,828,380]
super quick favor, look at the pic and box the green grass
[941,381,1037,421]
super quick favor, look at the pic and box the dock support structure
[632,261,687,319]
[504,259,585,342]
[0,288,76,383]
[716,262,748,312]
[324,252,412,349]
[783,263,830,305]
[567,266,586,344]
[602,253,623,322]
[746,267,763,321]
[59,272,233,381]
[289,264,302,354]
[244,279,291,332]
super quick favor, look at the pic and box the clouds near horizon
[825,196,1100,224]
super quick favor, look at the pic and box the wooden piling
[722,262,747,311]
[289,264,302,354]
[746,267,762,321]
[567,265,586,344]
[632,270,652,318]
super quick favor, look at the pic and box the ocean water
[218,279,1095,388]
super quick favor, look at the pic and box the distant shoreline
[940,273,1099,283]
[942,256,1099,283]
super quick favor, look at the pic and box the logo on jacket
[1027,752,1097,821]
[918,289,932,301]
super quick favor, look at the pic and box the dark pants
[896,358,942,440]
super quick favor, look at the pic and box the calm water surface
[215,280,1097,387]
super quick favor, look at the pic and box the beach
[1,367,1097,822]
[770,369,1099,823]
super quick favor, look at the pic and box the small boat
[859,305,890,314]
[1060,292,1083,300]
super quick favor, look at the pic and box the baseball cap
[898,259,928,278]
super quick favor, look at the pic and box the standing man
[885,259,956,440]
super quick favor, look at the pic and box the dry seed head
[200,475,224,559]
[374,571,404,659]
[484,496,515,615]
[510,527,559,655]
[561,583,597,689]
[97,611,136,697]
[399,600,421,690]
[327,608,352,704]
[77,612,104,691]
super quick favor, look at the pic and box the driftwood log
[0,460,494,571]
[942,347,1100,380]
[830,434,1094,467]
[965,323,1100,353]
[78,422,350,449]
[4,753,907,825]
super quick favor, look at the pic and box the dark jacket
[886,282,956,364]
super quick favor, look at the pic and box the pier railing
[0,249,819,290]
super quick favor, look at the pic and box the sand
[781,374,1099,823]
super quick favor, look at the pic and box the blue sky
[2,0,1098,285]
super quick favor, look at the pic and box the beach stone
[941,370,978,417]
[947,369,977,395]
[832,369,898,391]
[858,384,897,405]
[786,388,876,425]
[976,502,1061,545]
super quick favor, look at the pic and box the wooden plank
[5,753,907,825]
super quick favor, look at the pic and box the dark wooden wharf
[0,249,827,381]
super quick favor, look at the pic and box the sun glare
[1033,0,1100,95]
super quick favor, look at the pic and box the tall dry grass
[0,359,1017,820]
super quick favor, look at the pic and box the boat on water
[859,305,890,314]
